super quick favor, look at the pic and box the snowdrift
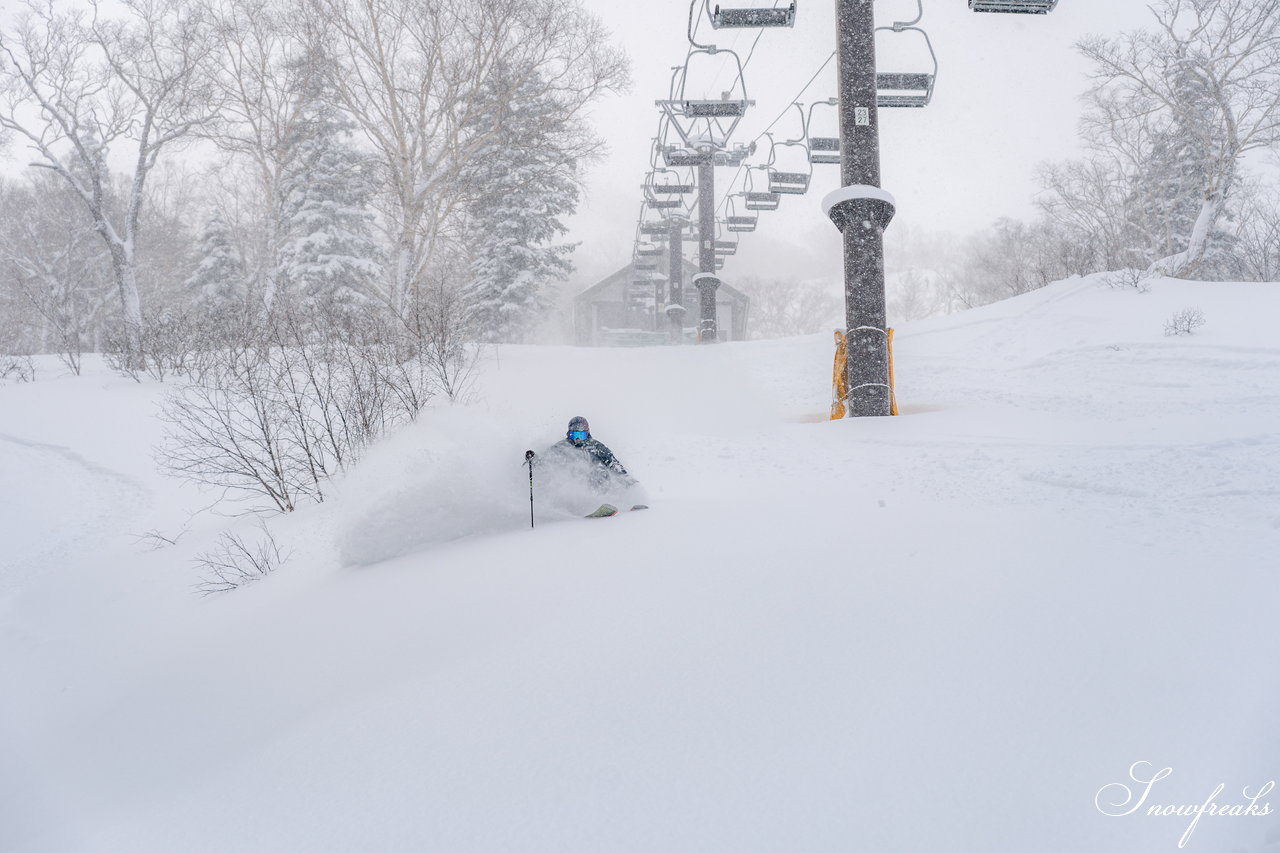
[2,274,1279,853]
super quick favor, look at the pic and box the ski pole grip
[525,450,535,461]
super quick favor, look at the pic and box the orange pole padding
[830,330,848,420]
[887,327,899,416]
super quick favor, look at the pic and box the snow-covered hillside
[2,275,1278,853]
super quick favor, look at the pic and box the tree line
[0,0,629,369]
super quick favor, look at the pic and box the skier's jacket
[537,437,634,493]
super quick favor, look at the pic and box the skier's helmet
[567,416,590,446]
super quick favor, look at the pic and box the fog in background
[563,1,1190,292]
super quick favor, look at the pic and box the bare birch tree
[0,0,219,361]
[0,171,112,372]
[300,0,627,326]
[1077,0,1280,277]
[204,0,321,308]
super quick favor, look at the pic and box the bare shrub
[134,527,188,551]
[411,276,480,403]
[138,309,202,381]
[102,324,145,383]
[194,525,287,596]
[102,307,211,382]
[1103,268,1154,294]
[1,354,35,383]
[1164,307,1207,336]
[158,299,439,513]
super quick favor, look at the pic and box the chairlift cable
[714,47,836,215]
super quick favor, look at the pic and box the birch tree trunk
[0,0,218,363]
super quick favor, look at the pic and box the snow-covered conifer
[461,68,581,344]
[186,213,246,308]
[275,104,382,310]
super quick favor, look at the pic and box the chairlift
[875,10,937,108]
[644,168,693,211]
[724,197,758,232]
[806,98,840,165]
[715,258,726,271]
[714,240,738,257]
[741,166,780,211]
[646,168,695,196]
[637,244,665,257]
[765,126,811,195]
[969,0,1057,12]
[711,142,755,167]
[661,146,709,167]
[657,47,754,155]
[706,0,796,29]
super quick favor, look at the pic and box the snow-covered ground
[2,274,1278,852]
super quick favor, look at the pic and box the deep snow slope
[2,275,1279,853]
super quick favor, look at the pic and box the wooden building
[574,259,750,346]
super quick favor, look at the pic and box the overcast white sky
[564,0,1160,291]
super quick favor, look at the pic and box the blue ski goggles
[568,430,589,442]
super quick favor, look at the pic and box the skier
[529,416,645,516]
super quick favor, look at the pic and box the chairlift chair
[806,99,840,165]
[714,240,738,257]
[644,168,693,211]
[657,47,754,156]
[743,192,779,210]
[766,138,811,195]
[769,170,809,194]
[875,24,937,108]
[711,143,755,167]
[662,144,712,168]
[636,244,665,257]
[646,168,695,195]
[725,198,758,232]
[707,0,797,29]
[969,0,1057,12]
[742,166,780,210]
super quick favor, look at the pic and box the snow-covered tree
[205,0,323,307]
[302,0,627,326]
[186,212,247,307]
[275,105,382,310]
[1077,0,1280,278]
[0,0,220,363]
[0,171,112,369]
[462,68,582,344]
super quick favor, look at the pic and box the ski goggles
[568,430,589,442]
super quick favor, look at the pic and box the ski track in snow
[0,430,150,598]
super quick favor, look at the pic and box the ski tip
[629,504,649,511]
[586,504,619,518]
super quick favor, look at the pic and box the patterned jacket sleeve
[590,441,630,477]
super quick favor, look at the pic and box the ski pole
[525,450,536,529]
